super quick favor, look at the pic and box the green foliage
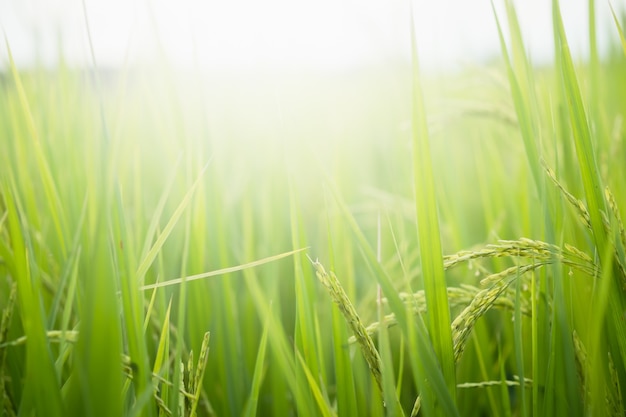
[1,1,626,415]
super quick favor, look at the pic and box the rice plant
[1,0,626,415]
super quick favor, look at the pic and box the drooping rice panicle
[308,256,384,395]
[542,161,592,230]
[452,263,543,362]
[444,238,598,276]
[350,285,531,344]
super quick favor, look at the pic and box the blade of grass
[3,38,69,258]
[490,0,543,192]
[139,155,183,261]
[609,2,626,56]
[513,260,527,417]
[242,303,271,417]
[323,178,459,417]
[139,248,307,291]
[239,195,319,416]
[553,0,626,381]
[136,159,211,286]
[587,242,615,415]
[288,177,322,407]
[323,193,358,416]
[377,282,405,416]
[111,180,157,417]
[2,180,65,417]
[153,298,173,417]
[552,0,606,252]
[408,0,456,407]
[295,350,336,417]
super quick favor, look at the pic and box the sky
[0,0,622,72]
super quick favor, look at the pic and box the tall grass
[1,0,626,415]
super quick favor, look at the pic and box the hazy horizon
[1,0,622,73]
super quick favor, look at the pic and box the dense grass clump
[2,1,626,416]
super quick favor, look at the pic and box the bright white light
[0,0,620,71]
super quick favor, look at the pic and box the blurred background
[0,0,619,72]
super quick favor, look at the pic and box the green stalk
[408,0,457,407]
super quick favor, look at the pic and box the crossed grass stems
[0,164,624,416]
[310,162,626,416]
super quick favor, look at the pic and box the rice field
[1,1,626,416]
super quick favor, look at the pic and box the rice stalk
[1,327,213,415]
[351,234,599,416]
[153,391,172,417]
[543,159,626,282]
[542,161,592,230]
[356,237,598,344]
[307,256,383,395]
[189,332,210,417]
[406,259,543,417]
[604,187,626,252]
[604,186,626,286]
[350,285,531,344]
[452,263,544,362]
[443,238,597,276]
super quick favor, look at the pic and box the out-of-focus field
[1,2,626,416]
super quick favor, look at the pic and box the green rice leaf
[136,160,211,285]
[609,3,626,56]
[139,248,307,290]
[409,2,457,407]
[242,304,271,417]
